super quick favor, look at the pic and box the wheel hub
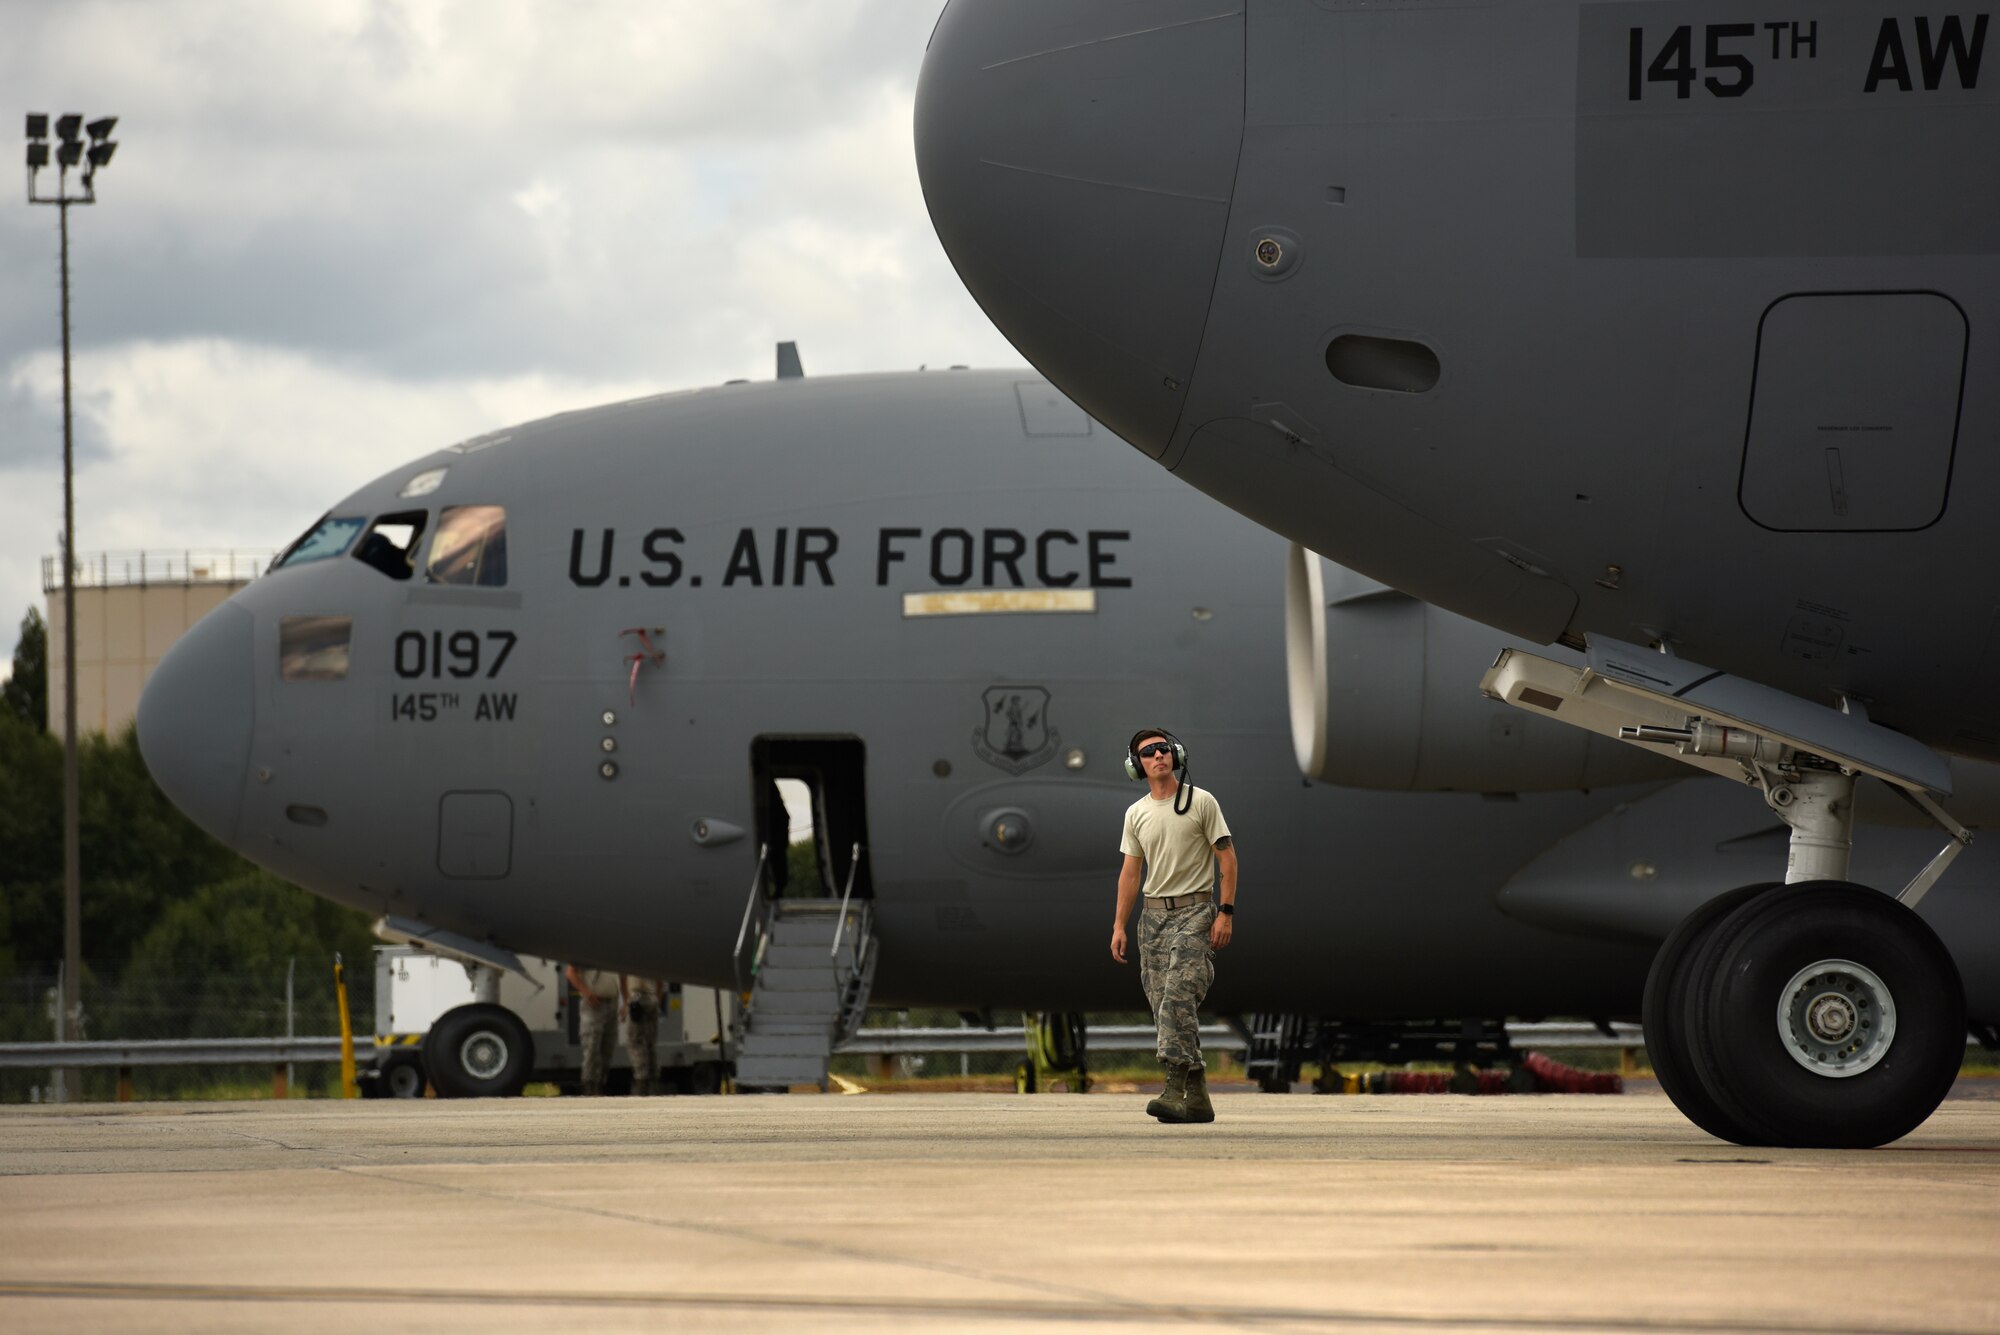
[1805,992,1856,1042]
[1777,959,1895,1078]
[461,1029,509,1081]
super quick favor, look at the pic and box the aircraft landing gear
[1640,767,1968,1147]
[1641,882,1777,1143]
[1020,1011,1089,1093]
[1486,640,1974,1147]
[1670,882,1964,1148]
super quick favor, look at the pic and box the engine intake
[1285,544,1674,792]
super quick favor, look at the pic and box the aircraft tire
[1686,882,1965,1149]
[382,1052,427,1099]
[1642,882,1778,1144]
[423,1003,533,1099]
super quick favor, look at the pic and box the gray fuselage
[137,371,2000,1018]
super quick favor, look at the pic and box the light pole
[26,111,117,1103]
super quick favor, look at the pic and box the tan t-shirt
[1120,785,1231,898]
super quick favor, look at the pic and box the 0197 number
[394,629,517,680]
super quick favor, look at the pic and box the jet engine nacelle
[1286,546,1673,793]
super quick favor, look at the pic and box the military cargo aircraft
[915,1,1996,1145]
[136,366,1997,1129]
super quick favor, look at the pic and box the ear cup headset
[1126,727,1196,815]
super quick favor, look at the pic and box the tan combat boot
[1146,1063,1187,1121]
[1181,1064,1215,1123]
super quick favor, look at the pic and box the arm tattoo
[1214,836,1232,851]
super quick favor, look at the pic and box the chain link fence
[1,961,371,1103]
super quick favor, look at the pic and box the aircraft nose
[915,0,1244,459]
[137,601,255,848]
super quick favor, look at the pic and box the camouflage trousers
[579,996,617,1095]
[1140,901,1216,1069]
[624,995,660,1096]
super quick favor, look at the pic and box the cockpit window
[427,505,508,587]
[351,511,429,581]
[274,515,365,569]
[279,616,352,680]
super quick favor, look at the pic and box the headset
[1126,727,1196,814]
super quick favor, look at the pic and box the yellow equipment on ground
[1016,1011,1089,1093]
[333,954,359,1099]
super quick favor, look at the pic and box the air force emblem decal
[972,686,1059,775]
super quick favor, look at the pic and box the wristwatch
[1217,903,1235,916]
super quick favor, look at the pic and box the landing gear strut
[1486,641,1972,1147]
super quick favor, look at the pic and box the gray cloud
[0,2,1029,627]
[2,3,951,381]
[0,364,112,472]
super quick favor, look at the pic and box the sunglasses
[1136,742,1176,759]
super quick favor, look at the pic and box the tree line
[1,606,377,1062]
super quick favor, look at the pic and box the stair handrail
[839,922,881,1046]
[828,841,866,961]
[732,844,772,998]
[829,841,875,1045]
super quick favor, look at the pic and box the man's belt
[1144,892,1213,912]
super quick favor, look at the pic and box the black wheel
[423,1003,534,1098]
[1686,882,1965,1148]
[689,1062,725,1096]
[1643,882,1778,1143]
[1257,1075,1289,1094]
[383,1053,427,1099]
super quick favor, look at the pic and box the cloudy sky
[1,0,1020,668]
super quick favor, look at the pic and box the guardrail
[0,1037,359,1101]
[40,549,277,592]
[7,1023,1985,1104]
[834,1021,1649,1056]
[0,1024,1642,1078]
[0,1038,353,1067]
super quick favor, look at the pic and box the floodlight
[23,107,127,1107]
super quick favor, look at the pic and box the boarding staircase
[730,844,877,1091]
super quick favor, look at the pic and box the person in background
[623,975,668,1096]
[564,963,620,1096]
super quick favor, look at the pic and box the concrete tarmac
[2,1091,1997,1333]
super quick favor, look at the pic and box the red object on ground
[1523,1051,1624,1094]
